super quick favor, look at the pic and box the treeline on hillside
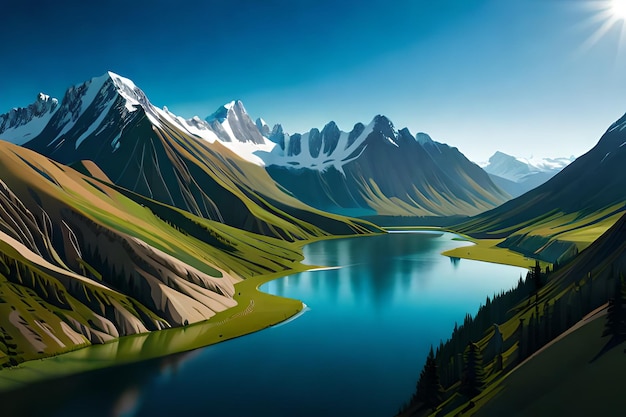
[399,262,626,416]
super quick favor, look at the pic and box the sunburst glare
[611,0,626,20]
[580,0,626,52]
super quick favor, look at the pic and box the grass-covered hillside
[0,141,378,369]
[454,113,626,264]
[399,210,626,416]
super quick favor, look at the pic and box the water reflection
[0,232,526,417]
[272,233,445,308]
[1,348,197,417]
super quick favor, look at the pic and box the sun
[579,0,626,52]
[611,0,626,20]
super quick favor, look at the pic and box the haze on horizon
[2,0,626,162]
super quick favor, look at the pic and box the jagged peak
[322,120,338,129]
[207,100,241,123]
[352,121,364,129]
[104,71,150,112]
[256,117,270,137]
[2,92,58,116]
[372,114,393,127]
[415,132,433,144]
[490,150,512,159]
[271,123,284,135]
[208,99,246,120]
[0,90,60,143]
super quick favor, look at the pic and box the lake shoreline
[384,226,543,269]
[1,229,530,417]
[0,228,535,395]
[0,231,381,393]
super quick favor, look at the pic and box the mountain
[256,117,511,218]
[0,93,59,145]
[0,73,386,367]
[0,72,378,240]
[0,141,326,367]
[1,71,509,222]
[455,113,626,263]
[481,152,574,197]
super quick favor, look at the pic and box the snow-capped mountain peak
[255,117,270,137]
[106,71,149,112]
[0,91,59,145]
[0,71,168,151]
[203,100,265,145]
[481,151,574,183]
[415,132,434,145]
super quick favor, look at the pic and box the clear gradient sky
[2,0,626,161]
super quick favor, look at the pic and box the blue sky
[2,0,626,161]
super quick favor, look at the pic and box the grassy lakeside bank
[384,226,545,269]
[0,267,303,392]
[441,237,542,269]
[0,231,382,393]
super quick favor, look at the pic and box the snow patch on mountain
[415,132,434,145]
[156,106,275,165]
[75,98,116,149]
[107,71,144,112]
[0,93,59,145]
[255,120,376,173]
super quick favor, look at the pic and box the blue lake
[3,232,526,417]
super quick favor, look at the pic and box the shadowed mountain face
[455,113,626,262]
[1,73,377,241]
[261,118,510,217]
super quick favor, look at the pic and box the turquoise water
[3,232,526,417]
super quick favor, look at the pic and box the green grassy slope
[0,141,373,368]
[26,101,379,240]
[473,309,625,417]
[453,115,626,263]
[401,211,626,417]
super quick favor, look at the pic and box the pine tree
[532,260,542,293]
[461,342,486,397]
[603,274,626,340]
[415,346,444,410]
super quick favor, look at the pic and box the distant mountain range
[480,152,574,197]
[0,72,375,240]
[172,98,511,218]
[0,72,511,220]
[259,116,510,217]
[456,113,626,263]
